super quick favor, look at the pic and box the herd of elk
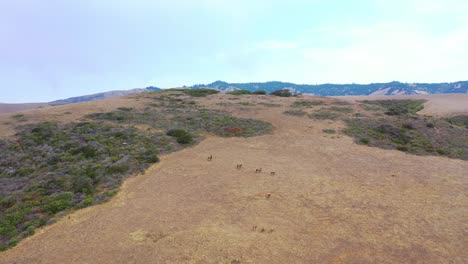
[207,155,275,175]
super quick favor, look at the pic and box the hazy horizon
[1,0,468,103]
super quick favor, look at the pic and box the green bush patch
[226,90,251,95]
[447,115,468,128]
[308,110,340,120]
[284,110,306,116]
[343,116,467,160]
[360,100,425,116]
[270,89,292,97]
[291,100,324,107]
[322,129,336,134]
[0,121,173,249]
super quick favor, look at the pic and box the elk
[207,155,212,161]
[251,225,257,231]
[255,168,262,173]
[236,164,242,169]
[270,171,276,176]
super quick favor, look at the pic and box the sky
[1,0,467,103]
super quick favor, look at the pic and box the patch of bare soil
[1,94,467,263]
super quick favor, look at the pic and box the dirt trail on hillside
[1,95,467,263]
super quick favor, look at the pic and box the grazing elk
[270,171,276,176]
[207,155,212,161]
[236,164,243,169]
[251,225,257,231]
[255,168,262,173]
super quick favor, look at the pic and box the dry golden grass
[1,93,467,263]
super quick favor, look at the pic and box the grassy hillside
[0,91,272,250]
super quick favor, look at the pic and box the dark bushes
[167,129,194,144]
[270,89,292,97]
[360,100,425,115]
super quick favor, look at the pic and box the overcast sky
[1,0,467,102]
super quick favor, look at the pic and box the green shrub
[70,145,98,158]
[258,103,281,107]
[360,138,370,144]
[226,90,251,95]
[183,89,219,97]
[117,107,133,112]
[447,115,468,128]
[167,129,194,144]
[308,110,340,120]
[360,100,425,116]
[252,90,267,95]
[107,165,130,174]
[42,192,74,215]
[284,110,306,116]
[322,129,336,134]
[328,106,353,113]
[270,89,292,97]
[291,100,323,107]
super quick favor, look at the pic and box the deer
[236,164,242,169]
[207,155,212,161]
[255,168,262,173]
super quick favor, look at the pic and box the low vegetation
[0,122,175,250]
[322,129,336,134]
[270,89,292,97]
[258,103,281,107]
[0,93,273,250]
[283,110,306,116]
[447,115,468,129]
[344,100,467,160]
[291,100,323,107]
[360,99,425,116]
[87,96,272,137]
[168,88,220,97]
[226,90,251,95]
[308,110,341,120]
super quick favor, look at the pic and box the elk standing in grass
[255,168,262,173]
[207,155,212,161]
[236,164,242,169]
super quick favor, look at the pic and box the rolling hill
[0,91,467,263]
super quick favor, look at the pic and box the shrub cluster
[270,89,292,97]
[166,129,194,144]
[360,100,425,116]
[0,122,173,250]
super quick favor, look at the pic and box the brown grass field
[0,93,467,263]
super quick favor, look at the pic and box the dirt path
[1,97,467,263]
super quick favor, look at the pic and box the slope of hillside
[193,80,468,96]
[50,87,160,105]
[0,103,49,114]
[0,93,467,263]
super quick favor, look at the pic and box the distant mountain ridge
[48,81,468,106]
[50,87,161,105]
[192,81,468,96]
